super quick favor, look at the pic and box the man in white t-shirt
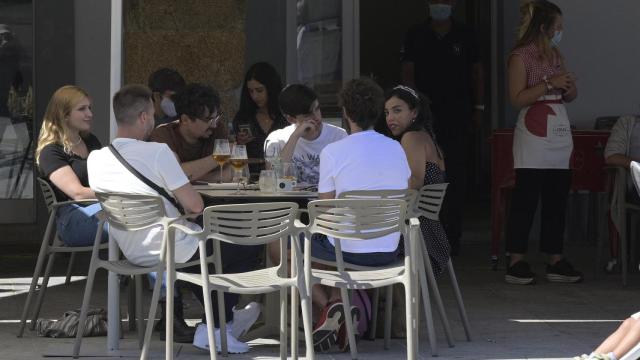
[310,78,411,352]
[264,84,347,186]
[87,85,258,353]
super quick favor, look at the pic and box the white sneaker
[192,323,249,354]
[230,301,261,339]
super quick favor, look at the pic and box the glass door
[286,0,359,119]
[0,0,34,223]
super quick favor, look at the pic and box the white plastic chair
[414,183,472,343]
[303,198,421,359]
[17,178,107,338]
[72,192,190,360]
[169,202,315,360]
[337,189,445,355]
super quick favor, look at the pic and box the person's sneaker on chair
[546,258,583,283]
[505,260,536,285]
[192,323,250,354]
[313,301,345,352]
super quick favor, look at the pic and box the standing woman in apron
[504,0,581,285]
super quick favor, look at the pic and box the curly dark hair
[234,62,284,126]
[172,83,220,120]
[339,78,384,130]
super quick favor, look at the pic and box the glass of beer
[212,139,231,183]
[230,144,249,193]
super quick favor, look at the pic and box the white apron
[513,95,573,169]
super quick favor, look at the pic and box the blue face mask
[551,30,562,47]
[429,4,452,21]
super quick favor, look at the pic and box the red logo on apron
[524,104,556,137]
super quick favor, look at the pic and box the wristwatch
[542,76,554,92]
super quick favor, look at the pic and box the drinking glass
[280,162,298,182]
[258,170,277,193]
[264,141,280,168]
[212,139,231,183]
[230,144,248,193]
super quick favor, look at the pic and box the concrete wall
[123,0,247,119]
[244,0,288,80]
[75,0,112,145]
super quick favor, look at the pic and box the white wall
[555,0,640,128]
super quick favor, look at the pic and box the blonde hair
[35,85,91,165]
[515,0,562,63]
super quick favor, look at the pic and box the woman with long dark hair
[504,0,581,285]
[233,62,286,175]
[384,85,449,275]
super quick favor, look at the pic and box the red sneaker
[312,301,344,352]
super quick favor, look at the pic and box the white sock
[608,352,617,360]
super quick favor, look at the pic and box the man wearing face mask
[148,68,186,127]
[401,0,484,256]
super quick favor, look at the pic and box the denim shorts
[303,233,400,267]
[56,203,108,246]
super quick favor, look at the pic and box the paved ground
[1,199,639,359]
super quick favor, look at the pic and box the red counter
[490,129,610,260]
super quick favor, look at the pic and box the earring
[411,118,416,123]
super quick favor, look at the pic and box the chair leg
[30,251,58,330]
[290,286,298,359]
[417,254,438,356]
[128,275,136,332]
[298,284,315,360]
[280,287,288,359]
[135,275,144,349]
[422,245,454,347]
[65,252,77,285]
[196,240,217,360]
[72,265,99,358]
[405,282,416,360]
[368,288,379,340]
[340,288,358,360]
[216,290,228,356]
[18,224,54,337]
[141,270,164,360]
[447,260,472,341]
[383,285,393,350]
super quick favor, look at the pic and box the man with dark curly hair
[150,82,232,182]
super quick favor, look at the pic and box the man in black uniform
[401,0,484,255]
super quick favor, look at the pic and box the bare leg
[594,317,637,355]
[611,318,640,358]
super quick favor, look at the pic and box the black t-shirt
[402,19,480,125]
[233,113,286,174]
[38,133,102,202]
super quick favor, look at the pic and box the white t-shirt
[87,138,200,267]
[318,130,411,253]
[264,123,347,185]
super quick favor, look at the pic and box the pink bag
[352,289,372,337]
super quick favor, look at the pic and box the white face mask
[160,96,177,117]
[429,4,452,21]
[551,30,563,47]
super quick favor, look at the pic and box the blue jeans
[56,203,108,246]
[305,233,399,267]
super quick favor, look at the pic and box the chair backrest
[593,116,620,130]
[338,189,417,216]
[95,192,167,231]
[307,198,406,241]
[415,183,448,221]
[202,202,299,246]
[37,177,57,212]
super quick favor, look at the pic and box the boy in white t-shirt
[264,84,347,186]
[310,78,411,352]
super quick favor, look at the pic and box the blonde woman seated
[35,85,107,246]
